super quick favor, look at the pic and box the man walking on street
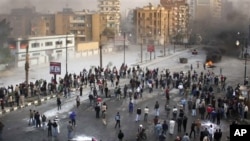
[154,101,160,116]
[189,121,196,138]
[117,129,124,141]
[136,107,142,122]
[115,112,121,128]
[95,103,100,118]
[182,115,188,132]
[57,96,61,111]
[47,120,52,137]
[67,121,74,141]
[69,111,76,127]
[28,109,34,126]
[76,95,80,108]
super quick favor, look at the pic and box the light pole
[25,44,30,97]
[65,34,68,75]
[236,35,248,85]
[99,34,103,69]
[123,32,126,64]
[140,34,143,63]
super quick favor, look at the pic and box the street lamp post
[99,34,103,69]
[65,34,68,75]
[123,32,126,64]
[236,35,248,85]
[25,45,30,97]
[141,34,143,63]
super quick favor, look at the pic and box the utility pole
[25,45,30,97]
[141,35,143,63]
[100,34,103,68]
[66,34,68,75]
[123,32,126,64]
[164,32,166,56]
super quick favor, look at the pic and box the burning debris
[205,60,216,68]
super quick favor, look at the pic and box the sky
[0,0,160,14]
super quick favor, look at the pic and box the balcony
[70,20,85,23]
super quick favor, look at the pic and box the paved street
[0,45,247,141]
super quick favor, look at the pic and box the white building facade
[8,34,75,67]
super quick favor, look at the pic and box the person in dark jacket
[95,103,100,118]
[182,115,188,132]
[117,130,124,141]
[135,108,142,122]
[57,96,61,110]
[177,117,182,132]
[162,120,168,134]
[47,120,53,137]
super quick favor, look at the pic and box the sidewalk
[0,78,130,116]
[0,94,57,115]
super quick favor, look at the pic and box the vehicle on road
[70,135,98,141]
[192,49,198,55]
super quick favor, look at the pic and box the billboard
[147,45,155,52]
[50,62,61,75]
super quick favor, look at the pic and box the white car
[70,135,98,141]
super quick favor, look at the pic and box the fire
[206,60,213,67]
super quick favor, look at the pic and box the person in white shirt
[144,106,149,121]
[244,105,248,119]
[172,106,178,120]
[208,124,214,141]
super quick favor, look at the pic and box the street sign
[147,45,155,52]
[50,62,61,75]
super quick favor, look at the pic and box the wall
[76,42,99,52]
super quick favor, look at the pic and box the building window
[31,43,40,48]
[33,53,40,56]
[45,42,53,46]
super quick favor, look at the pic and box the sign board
[147,45,155,52]
[50,62,61,75]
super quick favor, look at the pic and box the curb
[0,94,57,116]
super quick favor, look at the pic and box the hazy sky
[0,0,160,14]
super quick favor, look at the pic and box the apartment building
[69,10,101,43]
[30,14,55,36]
[99,0,121,34]
[195,0,223,21]
[134,4,171,45]
[0,7,38,37]
[55,8,74,35]
[160,0,189,41]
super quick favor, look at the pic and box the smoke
[194,4,249,59]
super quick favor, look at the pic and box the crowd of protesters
[0,60,249,141]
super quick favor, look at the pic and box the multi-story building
[55,8,74,35]
[194,0,222,22]
[69,10,101,43]
[0,7,38,37]
[98,0,120,34]
[30,14,55,36]
[187,0,196,23]
[160,0,189,43]
[134,4,172,45]
[211,0,222,20]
